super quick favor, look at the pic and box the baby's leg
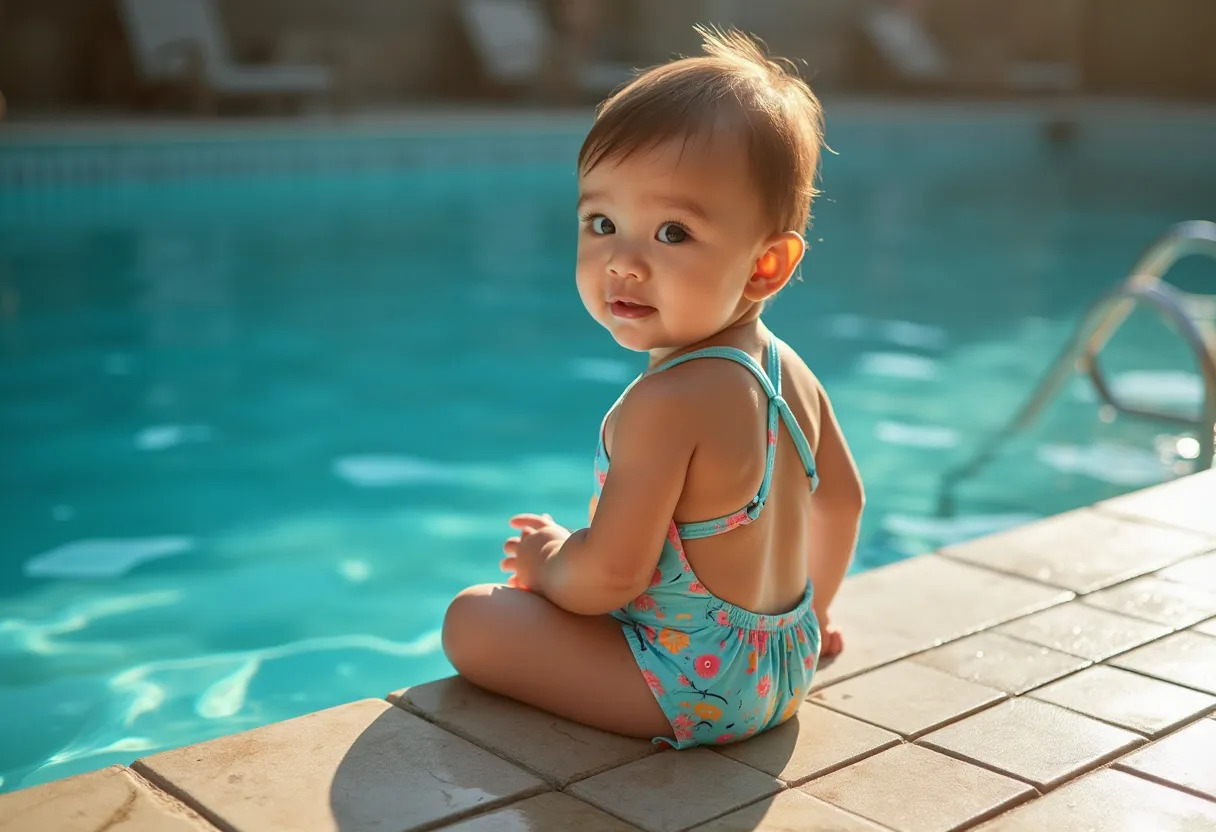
[442,583,673,741]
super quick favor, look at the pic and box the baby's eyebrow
[656,196,711,222]
[575,192,711,222]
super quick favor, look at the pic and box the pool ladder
[937,220,1216,516]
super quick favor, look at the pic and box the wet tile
[436,793,640,832]
[391,676,656,785]
[134,699,546,832]
[1115,717,1216,800]
[802,742,1033,832]
[714,702,899,785]
[810,661,1005,738]
[691,789,888,832]
[995,602,1170,661]
[1082,576,1216,629]
[568,748,780,832]
[975,768,1216,832]
[1160,553,1216,593]
[1113,715,1216,797]
[1195,618,1216,637]
[1110,630,1216,695]
[1028,665,1216,737]
[919,698,1144,790]
[1097,469,1216,536]
[911,631,1090,694]
[941,508,1212,593]
[0,766,216,832]
[811,555,1071,691]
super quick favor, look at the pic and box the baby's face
[576,136,770,353]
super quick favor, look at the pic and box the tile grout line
[122,765,227,832]
[1110,765,1216,806]
[128,762,238,832]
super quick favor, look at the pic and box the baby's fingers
[509,513,553,530]
[500,555,517,573]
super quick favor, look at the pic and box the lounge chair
[458,0,632,100]
[118,0,335,113]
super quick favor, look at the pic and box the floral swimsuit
[596,335,822,748]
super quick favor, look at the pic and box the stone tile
[390,676,656,786]
[436,793,640,831]
[1111,630,1216,695]
[995,602,1170,661]
[690,789,888,832]
[811,555,1072,691]
[0,766,216,832]
[802,742,1033,832]
[1097,469,1216,536]
[941,508,1212,593]
[810,661,1006,738]
[1160,552,1216,593]
[911,632,1091,694]
[714,702,899,785]
[1115,717,1216,800]
[975,768,1216,832]
[1028,665,1216,737]
[568,748,780,832]
[134,699,546,832]
[1082,576,1216,628]
[919,698,1144,790]
[1195,618,1216,637]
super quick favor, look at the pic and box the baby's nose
[607,247,647,280]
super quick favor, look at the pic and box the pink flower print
[677,673,691,687]
[641,670,664,695]
[694,653,721,679]
[678,550,692,572]
[642,625,657,643]
[719,640,727,649]
[716,610,730,627]
[596,469,607,486]
[757,617,768,628]
[688,581,707,594]
[666,523,682,547]
[716,733,736,743]
[804,655,815,671]
[767,428,777,446]
[650,569,663,587]
[725,511,749,531]
[672,713,696,742]
[633,593,656,612]
[749,630,770,657]
[756,674,772,698]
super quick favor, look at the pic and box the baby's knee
[441,584,498,672]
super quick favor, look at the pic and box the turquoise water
[1,113,1214,792]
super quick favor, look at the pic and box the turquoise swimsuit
[596,335,822,749]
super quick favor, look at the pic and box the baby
[442,27,864,748]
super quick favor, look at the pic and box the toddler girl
[442,26,864,748]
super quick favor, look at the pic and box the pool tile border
[0,469,1213,831]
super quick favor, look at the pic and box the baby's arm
[807,384,865,636]
[536,376,696,615]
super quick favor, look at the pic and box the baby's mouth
[609,300,657,319]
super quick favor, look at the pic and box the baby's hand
[502,513,570,592]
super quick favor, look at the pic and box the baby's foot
[820,627,844,660]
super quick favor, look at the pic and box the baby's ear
[744,232,805,301]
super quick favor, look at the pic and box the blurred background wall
[1,0,1214,116]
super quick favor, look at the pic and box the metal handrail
[937,220,1216,516]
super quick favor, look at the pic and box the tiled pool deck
[3,471,1215,832]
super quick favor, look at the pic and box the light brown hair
[578,26,825,235]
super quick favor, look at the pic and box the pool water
[1,111,1214,792]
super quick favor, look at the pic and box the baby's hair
[578,25,825,235]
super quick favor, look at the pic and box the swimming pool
[1,108,1213,792]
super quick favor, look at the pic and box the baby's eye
[589,216,615,235]
[656,222,688,244]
